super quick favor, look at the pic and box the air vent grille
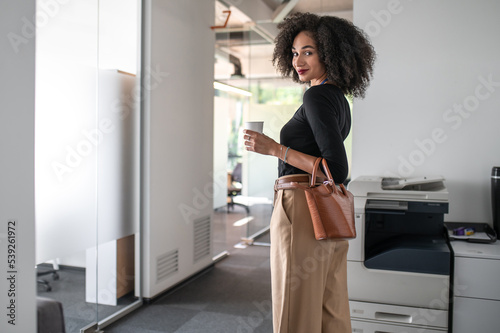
[156,249,178,283]
[193,216,211,263]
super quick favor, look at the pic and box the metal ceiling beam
[272,0,300,23]
[217,0,279,41]
[250,24,276,44]
[221,0,274,22]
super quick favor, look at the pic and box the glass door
[212,3,286,251]
[93,0,142,329]
[35,0,142,332]
[212,2,253,254]
[35,1,101,331]
[212,0,309,249]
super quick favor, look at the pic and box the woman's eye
[292,50,313,57]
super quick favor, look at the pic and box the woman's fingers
[243,129,257,151]
[244,136,253,150]
[243,129,256,136]
[244,132,276,155]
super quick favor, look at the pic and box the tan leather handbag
[291,157,356,240]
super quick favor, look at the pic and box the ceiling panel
[294,0,352,14]
[214,0,354,79]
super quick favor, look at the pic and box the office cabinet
[351,319,446,333]
[453,297,500,333]
[451,240,500,333]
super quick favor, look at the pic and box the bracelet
[284,146,290,163]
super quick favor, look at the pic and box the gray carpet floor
[38,203,274,333]
[104,244,272,333]
[37,265,139,332]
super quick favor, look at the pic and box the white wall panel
[0,1,37,331]
[141,0,215,298]
[353,0,500,223]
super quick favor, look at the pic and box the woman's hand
[243,129,282,158]
[244,129,327,177]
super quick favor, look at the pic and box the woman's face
[292,31,327,86]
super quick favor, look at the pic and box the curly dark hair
[272,12,376,98]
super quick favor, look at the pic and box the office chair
[37,262,60,292]
[227,162,249,213]
[37,296,66,333]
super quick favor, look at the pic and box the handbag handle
[310,157,334,187]
[310,157,350,196]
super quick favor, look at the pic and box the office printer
[349,175,450,275]
[346,176,452,332]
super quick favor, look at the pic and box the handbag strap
[275,157,343,193]
[321,158,334,183]
[310,157,335,186]
[310,157,342,195]
[310,157,322,186]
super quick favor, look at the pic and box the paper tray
[445,222,497,244]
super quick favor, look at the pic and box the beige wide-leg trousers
[271,186,352,333]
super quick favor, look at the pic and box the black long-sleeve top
[278,84,351,184]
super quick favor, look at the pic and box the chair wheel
[52,273,59,280]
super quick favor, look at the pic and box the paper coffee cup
[244,121,264,133]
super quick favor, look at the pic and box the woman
[243,12,375,333]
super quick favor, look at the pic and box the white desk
[451,240,500,333]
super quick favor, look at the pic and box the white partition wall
[352,0,500,223]
[141,0,215,298]
[0,1,37,332]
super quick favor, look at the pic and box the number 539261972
[7,221,16,269]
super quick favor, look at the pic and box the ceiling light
[214,81,252,96]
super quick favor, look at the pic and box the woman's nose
[294,54,305,66]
